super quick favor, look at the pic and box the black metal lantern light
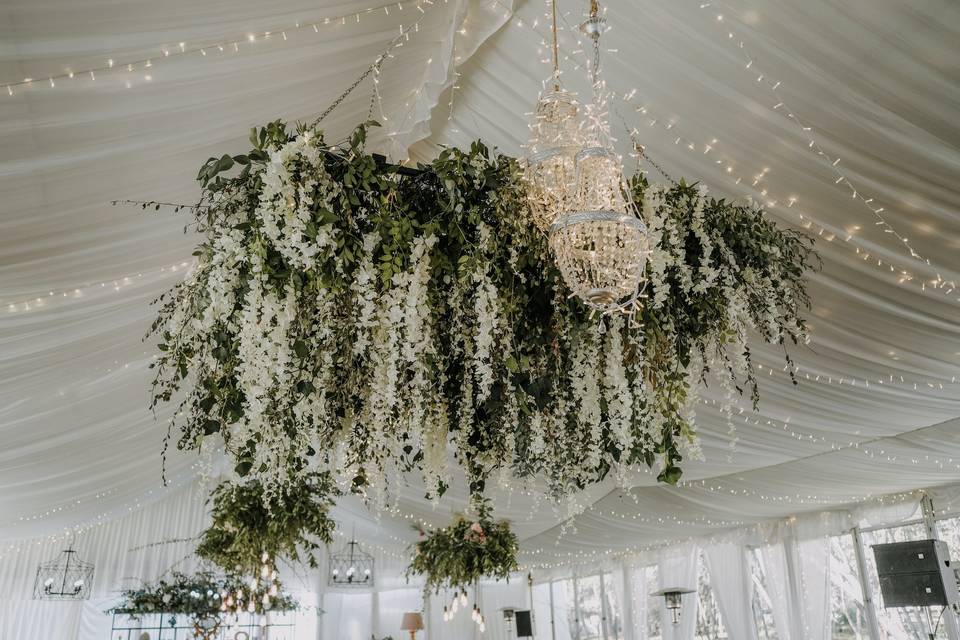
[33,545,95,600]
[328,538,374,588]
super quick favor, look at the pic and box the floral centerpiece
[149,119,813,527]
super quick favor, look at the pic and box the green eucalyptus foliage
[109,571,298,617]
[150,119,813,520]
[407,503,520,591]
[195,473,337,576]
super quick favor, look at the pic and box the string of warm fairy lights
[616,107,959,302]
[696,1,953,290]
[508,1,960,304]
[518,488,931,570]
[3,260,190,314]
[0,467,200,559]
[755,358,957,392]
[1,0,440,96]
[10,489,119,526]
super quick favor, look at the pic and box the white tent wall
[4,482,960,639]
[0,480,209,640]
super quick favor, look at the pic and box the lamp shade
[401,612,424,631]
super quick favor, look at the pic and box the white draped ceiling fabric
[2,0,960,636]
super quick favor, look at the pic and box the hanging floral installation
[150,118,813,527]
[407,502,519,592]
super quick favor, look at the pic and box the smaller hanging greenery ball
[195,472,338,577]
[407,499,520,592]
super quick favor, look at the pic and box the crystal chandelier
[32,543,94,600]
[523,0,581,230]
[328,536,374,588]
[548,0,650,312]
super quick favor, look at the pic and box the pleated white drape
[703,542,758,640]
[625,563,650,640]
[759,514,834,640]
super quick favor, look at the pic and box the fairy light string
[2,0,439,96]
[495,0,960,304]
[696,1,953,290]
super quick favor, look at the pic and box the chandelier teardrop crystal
[548,0,650,312]
[523,0,581,230]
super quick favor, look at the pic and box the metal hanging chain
[615,109,678,185]
[636,142,678,186]
[550,0,561,90]
[310,15,426,129]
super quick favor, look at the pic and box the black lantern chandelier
[328,537,374,588]
[33,544,95,600]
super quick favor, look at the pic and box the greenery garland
[109,571,298,617]
[195,472,337,576]
[407,502,519,592]
[150,119,813,517]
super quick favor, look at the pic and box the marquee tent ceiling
[1,0,959,563]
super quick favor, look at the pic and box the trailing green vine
[150,119,813,521]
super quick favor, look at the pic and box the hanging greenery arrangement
[108,571,298,618]
[195,472,337,576]
[407,502,519,592]
[150,119,812,517]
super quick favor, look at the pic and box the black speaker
[874,540,943,575]
[872,539,957,608]
[878,571,949,607]
[515,610,533,638]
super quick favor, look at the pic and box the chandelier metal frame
[32,544,95,600]
[327,537,374,588]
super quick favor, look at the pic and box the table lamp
[401,612,424,640]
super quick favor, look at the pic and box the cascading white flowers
[151,121,814,516]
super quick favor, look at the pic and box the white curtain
[552,579,574,640]
[703,542,757,640]
[532,582,553,640]
[608,565,631,640]
[796,536,831,640]
[759,515,833,640]
[626,564,650,640]
[657,545,699,640]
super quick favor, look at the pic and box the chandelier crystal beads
[547,0,650,312]
[524,88,581,230]
[523,0,581,230]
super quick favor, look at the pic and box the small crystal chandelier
[523,0,581,230]
[33,543,95,600]
[328,535,374,588]
[549,0,650,312]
